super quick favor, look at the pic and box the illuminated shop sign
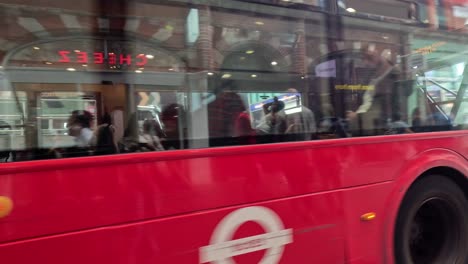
[453,6,468,18]
[414,42,447,55]
[335,84,375,91]
[58,50,148,66]
[315,60,336,78]
[249,93,300,112]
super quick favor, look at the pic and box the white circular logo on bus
[199,206,293,264]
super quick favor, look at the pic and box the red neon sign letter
[136,54,147,66]
[120,54,131,65]
[93,52,104,64]
[76,52,88,63]
[108,53,116,65]
[58,50,70,63]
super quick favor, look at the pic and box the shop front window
[0,0,466,162]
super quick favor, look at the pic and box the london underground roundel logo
[199,206,293,264]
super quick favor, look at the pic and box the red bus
[0,0,467,263]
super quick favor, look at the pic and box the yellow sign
[0,196,13,218]
[335,84,375,91]
[414,41,447,55]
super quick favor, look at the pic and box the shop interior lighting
[255,21,265,25]
[251,74,257,78]
[33,46,40,50]
[146,54,154,59]
[135,70,143,73]
[346,8,356,13]
[66,68,76,71]
[271,61,278,66]
[222,73,232,79]
[246,50,255,54]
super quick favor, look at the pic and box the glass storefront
[0,0,466,161]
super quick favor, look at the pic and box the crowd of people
[59,69,453,156]
[62,96,446,157]
[62,103,186,157]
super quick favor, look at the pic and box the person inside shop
[284,88,317,141]
[346,50,402,136]
[161,103,187,150]
[139,119,164,151]
[207,79,255,146]
[68,110,95,147]
[386,111,413,134]
[0,120,14,162]
[234,109,256,145]
[316,105,348,139]
[411,107,424,133]
[95,112,119,155]
[119,113,138,153]
[61,110,94,157]
[256,96,287,143]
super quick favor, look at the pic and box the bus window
[0,0,467,162]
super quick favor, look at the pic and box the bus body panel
[0,132,467,254]
[337,148,468,264]
[341,181,394,264]
[0,191,346,264]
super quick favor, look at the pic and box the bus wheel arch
[418,166,468,200]
[393,172,468,264]
[381,149,468,264]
